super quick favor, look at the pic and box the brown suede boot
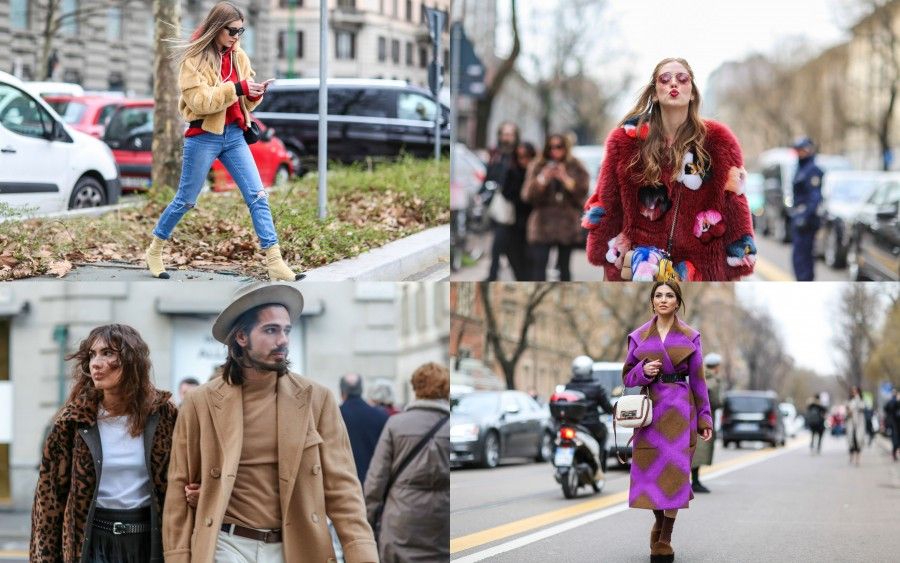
[651,510,663,546]
[650,515,675,562]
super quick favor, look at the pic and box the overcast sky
[496,0,852,111]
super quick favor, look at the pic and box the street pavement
[451,432,898,562]
[451,231,850,282]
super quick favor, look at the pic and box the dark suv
[253,78,450,173]
[721,391,786,448]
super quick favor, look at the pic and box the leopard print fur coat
[29,389,177,563]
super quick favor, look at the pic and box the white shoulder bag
[613,387,653,464]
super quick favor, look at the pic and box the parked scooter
[549,390,605,499]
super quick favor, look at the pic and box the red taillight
[721,410,730,425]
[768,411,777,426]
[560,427,576,440]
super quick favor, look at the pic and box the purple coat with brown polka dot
[623,316,712,510]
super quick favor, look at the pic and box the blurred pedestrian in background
[789,136,823,281]
[806,393,827,454]
[364,362,450,563]
[583,57,757,282]
[692,353,723,493]
[177,377,200,405]
[501,140,538,280]
[621,281,712,562]
[484,122,521,281]
[368,378,400,416]
[884,388,900,461]
[522,133,590,281]
[846,386,866,466]
[30,325,177,563]
[339,373,389,485]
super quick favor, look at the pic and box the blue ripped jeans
[152,124,278,249]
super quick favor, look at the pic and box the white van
[0,71,120,216]
[756,147,852,242]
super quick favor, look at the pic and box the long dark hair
[648,280,686,315]
[221,304,289,385]
[66,324,155,437]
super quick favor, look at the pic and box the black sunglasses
[225,26,245,37]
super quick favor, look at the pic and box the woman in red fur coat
[583,57,757,281]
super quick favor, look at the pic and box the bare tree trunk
[481,282,553,389]
[152,0,184,193]
[474,0,520,148]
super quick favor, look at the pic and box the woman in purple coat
[622,280,712,562]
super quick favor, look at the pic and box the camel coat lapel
[208,378,243,483]
[276,375,314,523]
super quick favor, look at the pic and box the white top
[95,411,151,509]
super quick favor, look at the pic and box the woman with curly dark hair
[30,325,178,563]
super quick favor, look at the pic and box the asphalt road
[451,231,851,282]
[451,433,898,562]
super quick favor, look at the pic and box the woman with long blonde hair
[145,1,303,281]
[583,57,757,281]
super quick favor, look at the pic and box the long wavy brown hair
[534,133,576,168]
[166,1,245,73]
[619,58,710,186]
[66,324,156,437]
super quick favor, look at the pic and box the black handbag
[243,121,261,145]
[372,414,449,541]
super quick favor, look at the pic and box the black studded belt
[660,372,688,383]
[92,519,150,535]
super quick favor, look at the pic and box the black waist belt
[189,119,203,128]
[660,372,688,383]
[92,519,150,535]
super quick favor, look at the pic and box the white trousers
[214,529,285,563]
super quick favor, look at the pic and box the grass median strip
[0,157,449,280]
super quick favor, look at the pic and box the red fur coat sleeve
[584,128,632,281]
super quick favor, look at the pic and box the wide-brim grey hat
[212,281,304,343]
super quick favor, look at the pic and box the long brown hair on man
[619,57,711,186]
[65,324,155,438]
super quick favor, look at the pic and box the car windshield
[105,106,152,149]
[829,177,878,203]
[46,100,86,124]
[454,393,499,415]
[728,397,772,412]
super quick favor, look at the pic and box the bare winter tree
[34,0,123,80]
[474,0,521,148]
[740,307,792,391]
[864,297,900,387]
[481,281,554,389]
[152,0,183,193]
[832,284,881,391]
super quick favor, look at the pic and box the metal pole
[287,0,296,78]
[433,14,443,161]
[318,0,329,219]
[449,22,461,195]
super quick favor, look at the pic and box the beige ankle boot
[265,244,304,281]
[145,236,170,279]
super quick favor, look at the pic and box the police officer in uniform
[564,355,614,471]
[692,353,724,493]
[790,136,824,281]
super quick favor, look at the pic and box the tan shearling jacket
[162,373,378,563]
[178,42,263,135]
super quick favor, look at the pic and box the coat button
[205,517,213,526]
[312,465,321,475]
[210,468,221,478]
[311,513,319,524]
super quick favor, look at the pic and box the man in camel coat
[163,282,378,562]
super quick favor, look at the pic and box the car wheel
[824,228,846,269]
[481,432,500,469]
[285,147,303,177]
[68,176,107,209]
[535,432,553,463]
[274,164,291,187]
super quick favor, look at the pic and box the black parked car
[848,175,900,281]
[450,390,554,469]
[813,171,881,269]
[721,391,786,448]
[253,78,450,173]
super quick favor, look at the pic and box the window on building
[419,46,428,68]
[11,0,29,29]
[406,0,413,21]
[62,68,82,84]
[336,30,356,60]
[337,0,356,8]
[60,0,79,36]
[378,36,387,62]
[392,0,398,18]
[278,31,303,59]
[107,7,123,41]
[406,41,413,66]
[279,0,304,7]
[108,71,125,92]
[391,39,400,64]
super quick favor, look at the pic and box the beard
[243,344,290,374]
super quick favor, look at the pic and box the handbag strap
[378,414,449,509]
[665,184,683,258]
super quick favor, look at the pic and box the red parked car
[44,94,125,139]
[103,100,293,192]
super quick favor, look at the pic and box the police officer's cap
[792,136,815,151]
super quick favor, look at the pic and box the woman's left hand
[699,428,712,442]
